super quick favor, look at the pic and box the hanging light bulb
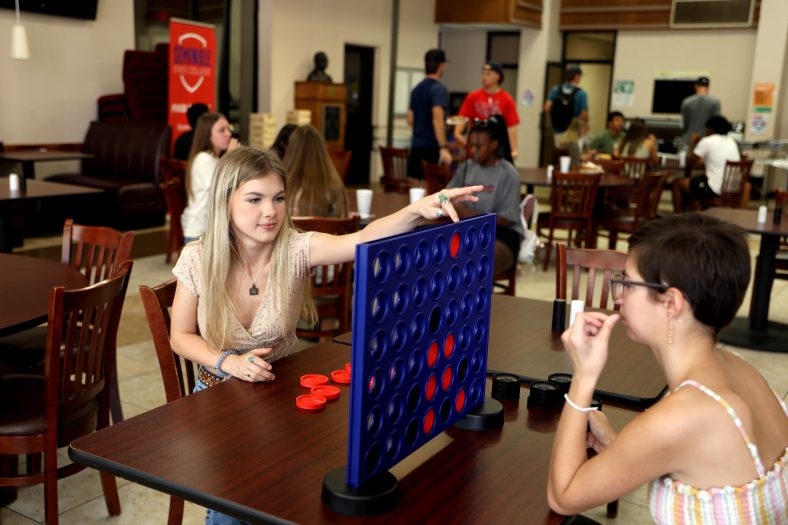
[11,0,30,60]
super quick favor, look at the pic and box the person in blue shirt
[544,66,589,145]
[406,48,452,179]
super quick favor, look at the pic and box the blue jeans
[194,377,250,525]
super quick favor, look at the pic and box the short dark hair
[186,103,209,128]
[607,111,624,123]
[705,115,731,135]
[627,213,750,335]
[565,65,582,82]
[425,48,446,74]
[696,76,710,87]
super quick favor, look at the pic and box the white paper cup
[569,300,585,327]
[678,151,687,168]
[8,174,20,192]
[409,187,426,204]
[356,189,373,217]
[559,156,571,173]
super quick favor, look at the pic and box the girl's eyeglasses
[609,272,668,301]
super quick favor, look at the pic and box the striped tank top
[648,380,788,525]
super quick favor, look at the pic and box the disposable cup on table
[409,187,426,204]
[559,156,571,173]
[356,189,373,217]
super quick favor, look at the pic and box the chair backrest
[557,244,626,310]
[594,159,624,176]
[329,149,352,182]
[139,279,197,402]
[292,216,360,339]
[549,172,601,220]
[719,159,753,200]
[161,178,186,262]
[380,147,410,193]
[160,157,187,185]
[46,261,132,433]
[61,219,135,285]
[619,157,649,181]
[422,160,452,195]
[632,171,669,224]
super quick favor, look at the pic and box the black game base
[453,399,504,431]
[322,466,398,516]
[718,318,788,353]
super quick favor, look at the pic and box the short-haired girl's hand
[418,185,484,223]
[560,312,619,381]
[231,347,275,382]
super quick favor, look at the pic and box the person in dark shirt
[173,103,209,160]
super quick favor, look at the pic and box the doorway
[344,45,375,185]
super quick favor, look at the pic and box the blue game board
[346,214,495,487]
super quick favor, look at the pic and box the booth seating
[46,122,170,229]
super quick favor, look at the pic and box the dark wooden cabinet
[435,0,542,28]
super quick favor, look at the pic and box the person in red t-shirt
[453,61,520,159]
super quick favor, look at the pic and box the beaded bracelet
[215,349,240,378]
[564,394,599,413]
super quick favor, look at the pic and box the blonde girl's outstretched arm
[309,185,484,267]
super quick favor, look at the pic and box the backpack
[518,194,543,265]
[550,86,578,131]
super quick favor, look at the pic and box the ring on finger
[436,209,445,218]
[247,355,254,363]
[438,193,449,205]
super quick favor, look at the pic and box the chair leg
[542,228,554,272]
[100,471,121,516]
[110,359,124,424]
[607,500,619,518]
[168,496,185,525]
[44,448,59,525]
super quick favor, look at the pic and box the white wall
[440,29,487,93]
[612,29,757,122]
[0,2,134,143]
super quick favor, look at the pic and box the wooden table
[0,253,88,337]
[70,340,636,524]
[347,188,410,221]
[517,167,635,194]
[701,207,788,352]
[337,296,667,409]
[0,179,103,252]
[0,150,93,185]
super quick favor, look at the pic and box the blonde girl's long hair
[560,117,586,146]
[186,112,223,200]
[284,125,348,217]
[201,146,316,352]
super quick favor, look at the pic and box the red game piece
[296,394,327,412]
[311,385,340,401]
[331,369,351,385]
[300,374,329,388]
[344,363,352,372]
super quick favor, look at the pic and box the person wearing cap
[406,48,452,178]
[681,76,721,148]
[453,62,521,160]
[544,66,589,146]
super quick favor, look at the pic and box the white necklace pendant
[249,284,259,296]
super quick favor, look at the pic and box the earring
[667,318,673,345]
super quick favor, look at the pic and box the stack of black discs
[492,373,520,401]
[547,373,572,396]
[590,397,603,411]
[527,381,562,409]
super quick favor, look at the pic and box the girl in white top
[181,112,240,241]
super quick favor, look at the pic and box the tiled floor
[2,221,787,524]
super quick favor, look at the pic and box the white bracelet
[564,394,599,413]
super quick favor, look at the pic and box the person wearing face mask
[181,112,241,243]
[446,115,523,274]
[453,62,520,160]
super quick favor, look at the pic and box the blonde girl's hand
[586,410,617,454]
[229,347,275,382]
[418,185,484,222]
[560,311,619,381]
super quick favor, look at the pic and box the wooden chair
[161,178,186,263]
[557,244,626,311]
[537,172,601,271]
[160,157,186,185]
[139,279,196,525]
[699,159,753,209]
[329,149,352,183]
[775,189,788,282]
[597,171,668,250]
[292,216,360,340]
[594,158,624,176]
[379,146,411,194]
[619,156,650,182]
[421,160,452,195]
[0,262,132,525]
[0,219,134,422]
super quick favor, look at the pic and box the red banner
[168,19,216,155]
